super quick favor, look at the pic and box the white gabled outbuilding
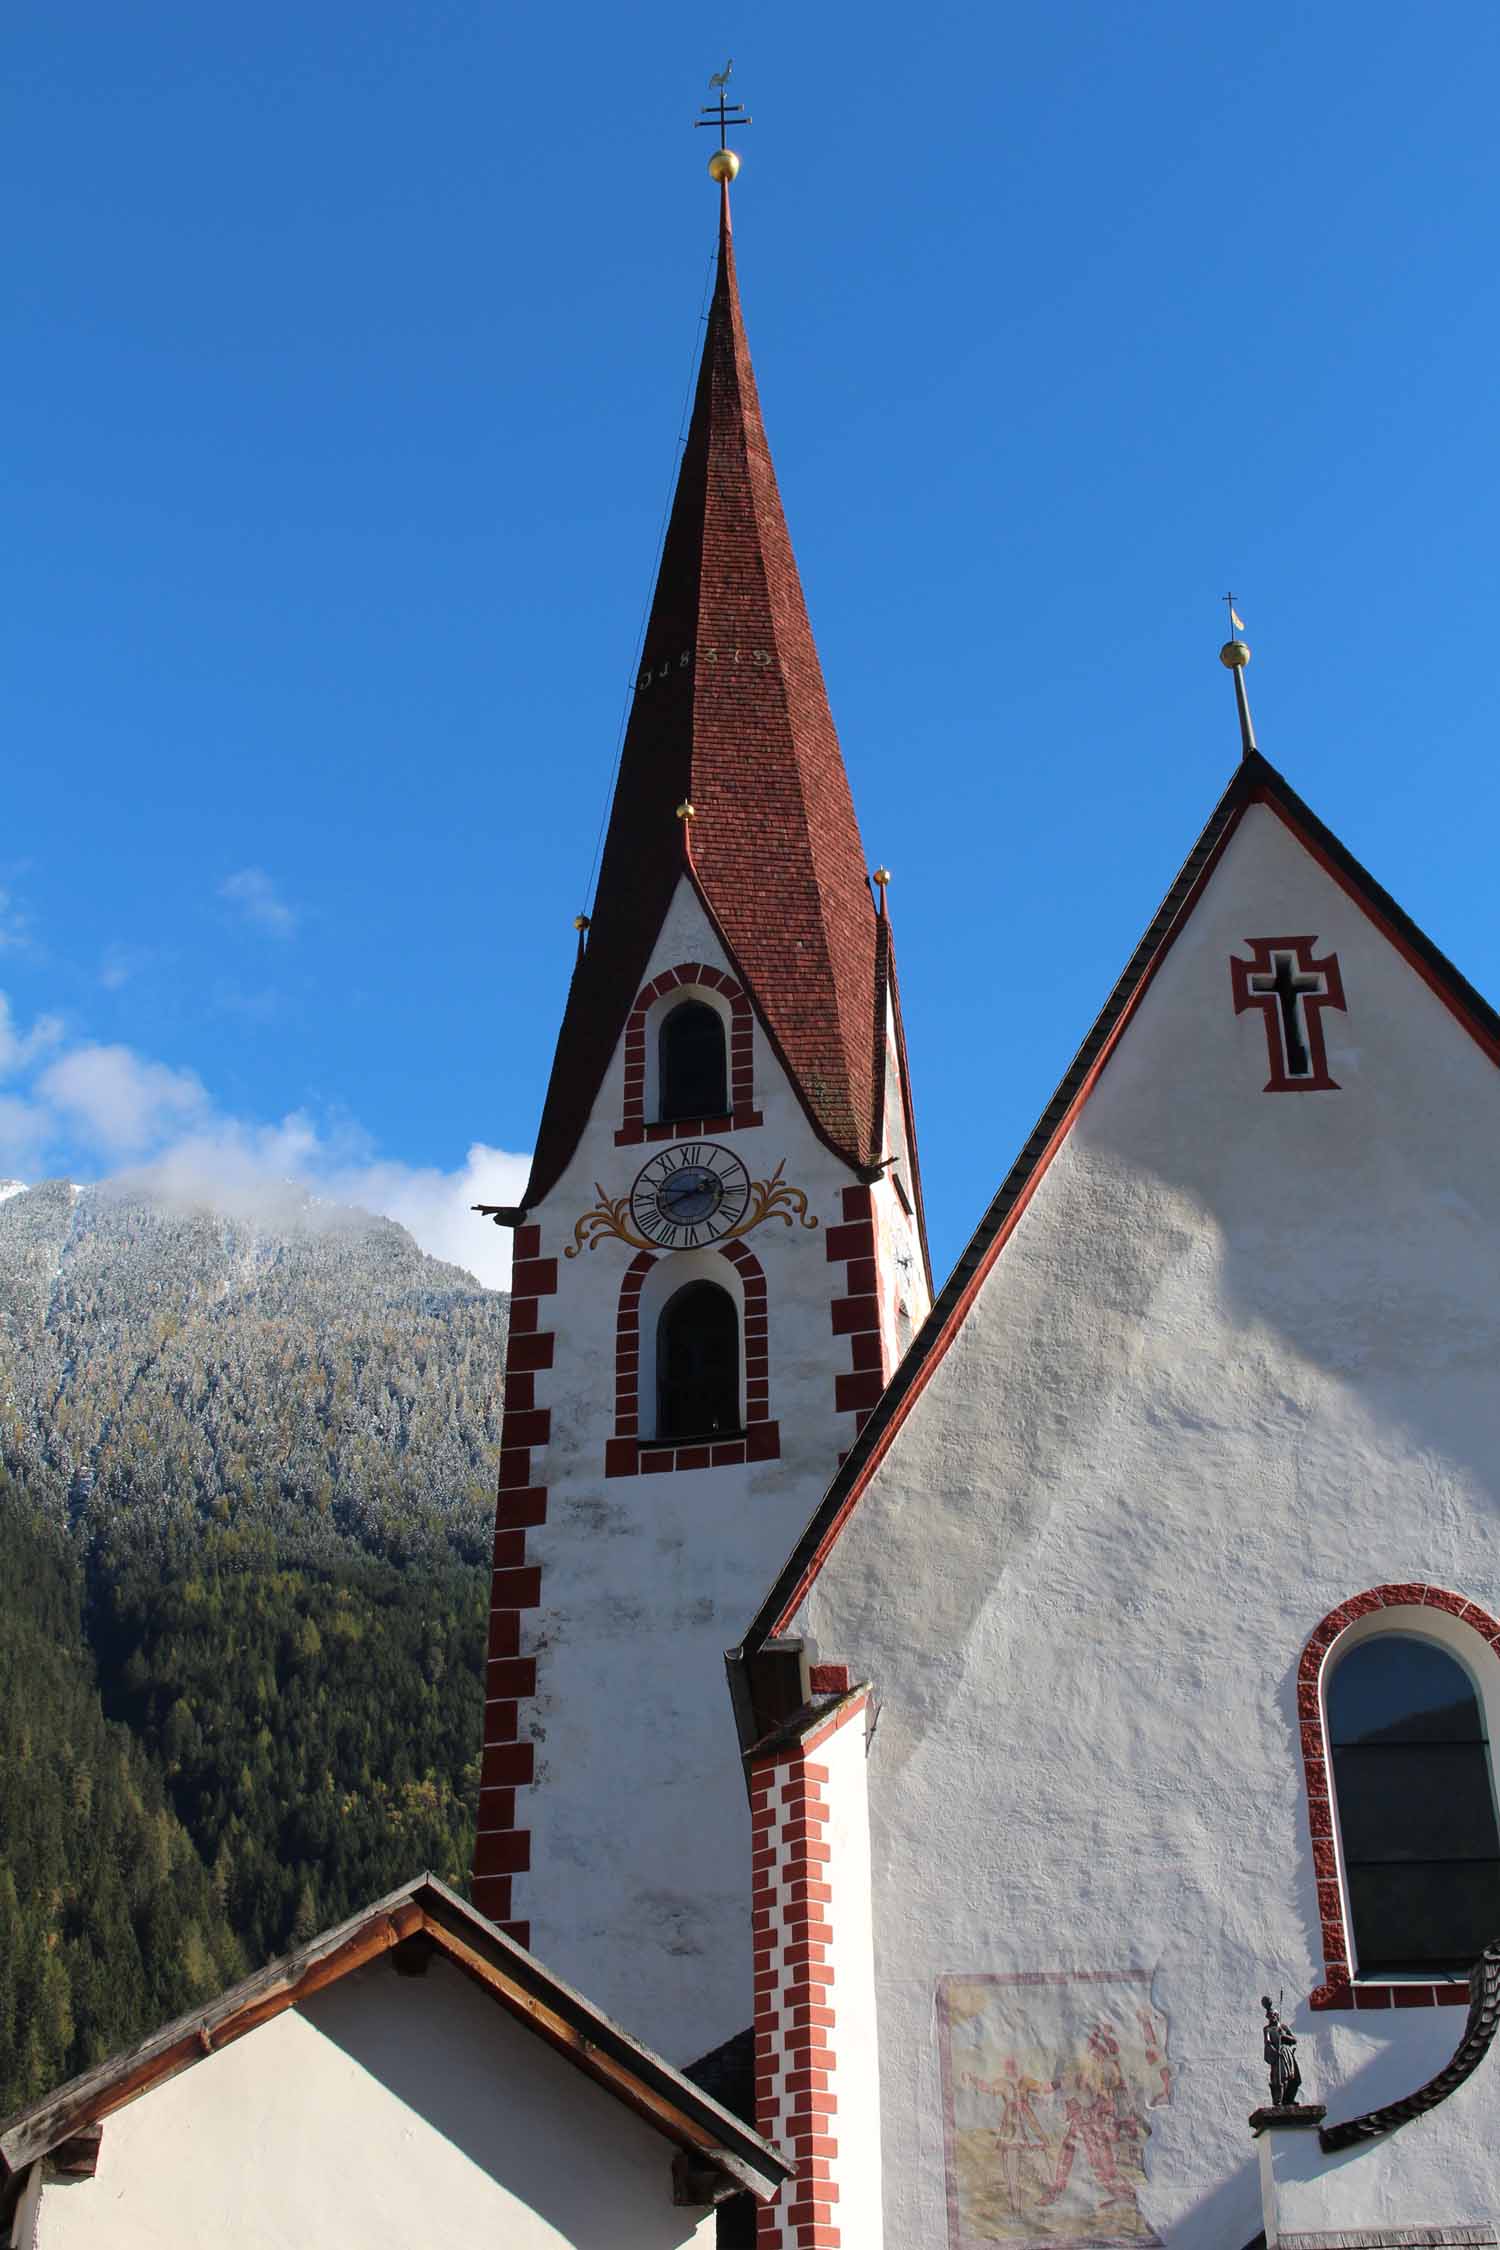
[0,1874,790,2250]
[730,745,1500,2250]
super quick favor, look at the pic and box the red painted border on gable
[615,959,763,1144]
[751,1690,869,2250]
[827,1185,887,1436]
[606,1239,779,1475]
[1256,793,1500,1070]
[471,1222,555,1948]
[1299,1583,1500,2011]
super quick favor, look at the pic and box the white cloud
[0,995,64,1078]
[324,1145,530,1290]
[38,1044,210,1157]
[2,989,529,1289]
[220,867,299,939]
[124,1122,527,1289]
[118,1126,528,1290]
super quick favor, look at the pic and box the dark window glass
[1328,1635,1500,1975]
[656,1281,739,1442]
[659,1001,727,1122]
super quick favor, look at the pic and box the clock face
[629,1143,752,1249]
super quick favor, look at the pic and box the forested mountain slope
[0,1502,245,2109]
[0,1181,506,2115]
[0,1178,505,1561]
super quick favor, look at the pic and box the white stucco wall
[1261,2059,1500,2243]
[517,876,885,2063]
[820,1704,885,2250]
[31,1956,714,2250]
[788,803,1500,2246]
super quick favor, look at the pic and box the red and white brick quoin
[751,1687,882,2250]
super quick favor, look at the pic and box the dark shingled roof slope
[521,182,891,1209]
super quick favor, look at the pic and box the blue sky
[5,3,1499,1289]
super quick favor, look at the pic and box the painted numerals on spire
[635,645,776,692]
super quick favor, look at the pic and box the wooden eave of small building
[0,1872,792,2208]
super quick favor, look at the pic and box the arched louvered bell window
[1328,1634,1500,1975]
[655,1280,739,1443]
[658,1000,727,1122]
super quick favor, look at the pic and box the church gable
[538,870,866,1227]
[748,749,1500,1650]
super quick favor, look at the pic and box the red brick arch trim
[604,1240,780,1477]
[615,962,762,1146]
[1300,1583,1500,2011]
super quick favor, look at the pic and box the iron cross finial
[695,60,752,150]
[1223,591,1246,636]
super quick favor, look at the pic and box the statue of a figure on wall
[1261,1995,1303,2107]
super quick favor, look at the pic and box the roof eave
[0,1873,792,2199]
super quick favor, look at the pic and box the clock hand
[659,1175,708,1213]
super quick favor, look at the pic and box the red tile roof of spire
[520,183,895,1210]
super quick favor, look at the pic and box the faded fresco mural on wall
[938,1972,1172,2250]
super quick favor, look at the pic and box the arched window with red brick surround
[614,963,761,1147]
[604,1241,780,1478]
[1300,1585,1500,2009]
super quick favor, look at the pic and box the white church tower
[471,149,930,2064]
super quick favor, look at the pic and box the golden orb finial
[1219,638,1250,669]
[676,800,696,822]
[872,866,891,887]
[707,146,740,184]
[573,913,591,932]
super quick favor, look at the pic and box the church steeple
[472,142,930,2062]
[521,176,892,1209]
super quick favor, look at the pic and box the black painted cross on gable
[1231,937,1347,1091]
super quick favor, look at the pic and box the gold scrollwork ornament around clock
[564,1147,819,1258]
